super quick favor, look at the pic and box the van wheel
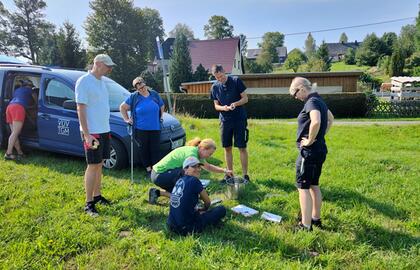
[103,138,128,170]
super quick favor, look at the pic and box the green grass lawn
[330,62,370,72]
[1,118,419,269]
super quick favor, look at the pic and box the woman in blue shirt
[120,77,165,175]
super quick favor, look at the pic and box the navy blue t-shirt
[168,175,203,228]
[210,76,247,122]
[296,92,328,149]
[124,90,164,130]
[10,86,32,108]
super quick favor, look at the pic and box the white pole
[156,37,173,114]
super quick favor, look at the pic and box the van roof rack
[0,63,52,71]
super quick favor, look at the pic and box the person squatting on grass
[148,138,233,204]
[76,54,116,216]
[289,77,334,231]
[167,156,226,235]
[210,64,250,182]
[4,79,37,161]
[120,76,165,177]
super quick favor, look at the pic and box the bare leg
[238,147,248,176]
[224,146,233,172]
[93,162,103,197]
[7,121,24,155]
[85,163,102,202]
[298,188,313,227]
[310,185,322,220]
[160,190,171,198]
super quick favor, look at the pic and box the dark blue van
[0,64,186,169]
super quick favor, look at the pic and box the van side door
[37,74,83,155]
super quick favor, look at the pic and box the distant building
[246,47,288,64]
[325,41,361,62]
[148,37,244,75]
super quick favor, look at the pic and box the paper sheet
[231,204,259,217]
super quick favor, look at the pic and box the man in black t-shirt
[210,64,250,182]
[167,156,226,235]
[289,77,334,231]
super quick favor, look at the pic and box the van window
[45,79,75,107]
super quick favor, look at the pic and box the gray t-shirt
[75,72,110,133]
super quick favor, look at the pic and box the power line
[246,17,416,39]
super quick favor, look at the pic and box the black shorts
[82,132,111,164]
[296,147,327,189]
[220,120,248,148]
[152,167,184,192]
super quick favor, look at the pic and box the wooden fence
[368,100,420,117]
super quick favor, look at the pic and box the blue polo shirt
[124,90,164,131]
[210,76,247,122]
[296,92,328,149]
[10,86,33,108]
[168,175,203,228]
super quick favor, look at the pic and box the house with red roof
[149,37,244,75]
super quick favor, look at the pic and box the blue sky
[3,0,419,51]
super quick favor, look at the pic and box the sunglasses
[292,88,300,98]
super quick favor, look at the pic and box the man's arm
[301,110,321,147]
[230,92,248,108]
[199,189,211,211]
[326,109,334,134]
[213,100,230,112]
[77,103,96,147]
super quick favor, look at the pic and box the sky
[3,0,419,51]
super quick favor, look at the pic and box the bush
[160,93,368,118]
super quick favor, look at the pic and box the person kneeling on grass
[167,156,226,236]
[148,138,232,204]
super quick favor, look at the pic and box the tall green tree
[203,15,234,39]
[169,33,193,92]
[316,41,331,71]
[239,33,247,56]
[380,32,398,56]
[37,31,61,65]
[355,33,383,66]
[257,32,284,63]
[8,0,54,63]
[55,21,86,68]
[244,58,271,74]
[138,7,165,61]
[193,64,209,82]
[168,23,194,40]
[389,41,405,76]
[416,6,420,51]
[305,32,316,57]
[0,2,10,54]
[399,24,416,58]
[141,68,164,92]
[283,48,306,72]
[85,0,162,88]
[344,48,356,65]
[339,32,348,43]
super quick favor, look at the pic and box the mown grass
[1,118,419,269]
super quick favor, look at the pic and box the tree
[299,58,327,72]
[37,31,61,66]
[257,32,284,63]
[344,48,356,65]
[305,33,316,57]
[138,7,165,61]
[355,33,383,66]
[389,42,405,76]
[203,15,234,39]
[399,24,416,58]
[283,48,306,72]
[239,33,247,56]
[8,0,55,63]
[416,6,420,51]
[168,23,194,40]
[141,68,164,92]
[316,41,331,71]
[85,0,162,88]
[169,33,193,92]
[244,58,272,73]
[193,64,209,82]
[380,32,398,56]
[405,52,420,76]
[339,32,348,43]
[0,2,10,54]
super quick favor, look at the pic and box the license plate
[171,138,183,149]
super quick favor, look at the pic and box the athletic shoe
[148,188,159,204]
[84,202,99,217]
[93,195,111,205]
[294,222,312,232]
[311,218,323,229]
[220,174,230,184]
[243,175,250,183]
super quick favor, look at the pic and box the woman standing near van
[5,79,36,160]
[120,77,165,175]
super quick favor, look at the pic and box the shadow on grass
[322,186,409,220]
[353,222,420,252]
[258,178,296,193]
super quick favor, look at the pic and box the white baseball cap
[94,54,116,66]
[183,156,203,169]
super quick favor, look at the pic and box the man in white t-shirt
[75,54,116,216]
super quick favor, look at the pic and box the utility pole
[156,37,173,114]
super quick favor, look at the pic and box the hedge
[160,93,368,118]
